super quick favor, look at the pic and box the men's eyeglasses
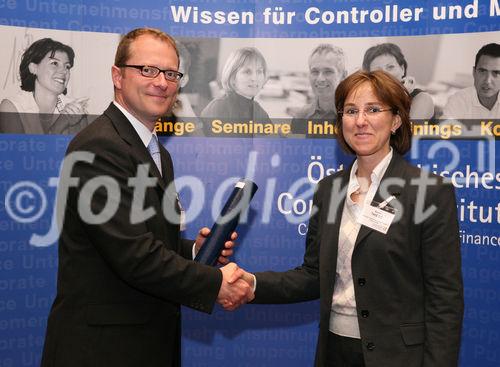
[339,106,395,119]
[117,65,183,82]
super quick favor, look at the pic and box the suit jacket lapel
[158,143,172,186]
[104,103,166,191]
[354,153,407,247]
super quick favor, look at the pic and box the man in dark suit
[41,28,253,367]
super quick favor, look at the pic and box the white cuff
[192,242,197,260]
[251,273,257,293]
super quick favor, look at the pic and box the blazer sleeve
[179,238,195,259]
[421,181,464,366]
[66,135,222,313]
[253,181,322,303]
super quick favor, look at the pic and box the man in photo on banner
[443,43,500,119]
[41,28,253,367]
[290,44,347,134]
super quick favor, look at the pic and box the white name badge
[359,200,396,234]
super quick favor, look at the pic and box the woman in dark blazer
[251,70,463,367]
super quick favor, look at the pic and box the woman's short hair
[362,43,408,78]
[221,47,267,93]
[20,38,75,92]
[335,70,412,155]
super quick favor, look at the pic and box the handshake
[195,228,255,311]
[217,262,255,311]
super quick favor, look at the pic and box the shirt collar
[314,97,335,114]
[472,88,500,110]
[309,97,336,118]
[347,148,394,196]
[113,101,155,148]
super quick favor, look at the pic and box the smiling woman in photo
[201,47,270,122]
[362,43,434,121]
[0,38,89,134]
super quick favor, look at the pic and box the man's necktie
[147,134,162,176]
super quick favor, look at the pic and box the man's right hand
[217,262,254,311]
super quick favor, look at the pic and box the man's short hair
[308,44,346,73]
[114,28,179,67]
[474,43,500,67]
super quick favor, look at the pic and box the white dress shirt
[112,101,201,257]
[329,149,393,338]
[442,86,500,119]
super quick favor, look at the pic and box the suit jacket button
[358,278,366,286]
[366,342,375,351]
[361,310,369,318]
